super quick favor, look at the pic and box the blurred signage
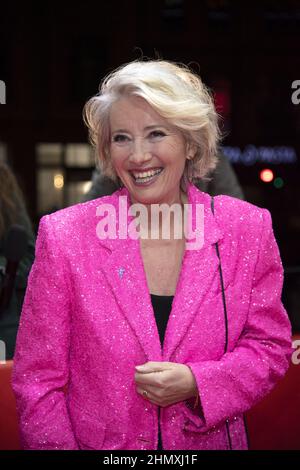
[223,145,297,165]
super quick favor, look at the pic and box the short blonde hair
[83,60,221,191]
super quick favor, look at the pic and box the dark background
[0,1,299,328]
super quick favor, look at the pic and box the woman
[12,60,292,450]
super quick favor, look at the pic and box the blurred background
[0,0,299,331]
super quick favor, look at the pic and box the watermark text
[291,80,300,105]
[0,80,6,104]
[96,197,204,250]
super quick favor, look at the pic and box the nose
[129,137,152,165]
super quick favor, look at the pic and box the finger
[136,383,174,402]
[136,388,175,408]
[136,386,154,400]
[136,387,164,407]
[134,371,165,387]
[135,361,173,373]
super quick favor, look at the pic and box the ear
[186,142,197,160]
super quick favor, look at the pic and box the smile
[130,168,164,186]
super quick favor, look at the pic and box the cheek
[163,139,186,159]
[163,148,187,172]
[110,148,126,169]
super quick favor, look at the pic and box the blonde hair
[83,60,221,191]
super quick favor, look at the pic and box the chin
[131,190,162,205]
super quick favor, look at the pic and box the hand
[134,361,198,407]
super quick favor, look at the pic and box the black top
[150,293,174,346]
[150,293,174,451]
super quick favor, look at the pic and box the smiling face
[109,95,191,206]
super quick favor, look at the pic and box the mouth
[129,167,164,186]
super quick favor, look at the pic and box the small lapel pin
[118,267,125,279]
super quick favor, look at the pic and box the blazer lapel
[162,184,224,361]
[97,188,163,361]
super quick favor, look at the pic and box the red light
[260,169,274,183]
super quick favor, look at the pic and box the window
[65,144,94,167]
[36,143,95,215]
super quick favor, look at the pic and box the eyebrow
[111,125,169,134]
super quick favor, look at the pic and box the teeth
[132,168,162,179]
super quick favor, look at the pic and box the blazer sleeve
[12,215,79,450]
[185,208,293,429]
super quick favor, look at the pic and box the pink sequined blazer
[12,182,292,450]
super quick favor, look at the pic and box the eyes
[112,130,166,144]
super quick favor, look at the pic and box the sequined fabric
[12,182,293,450]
